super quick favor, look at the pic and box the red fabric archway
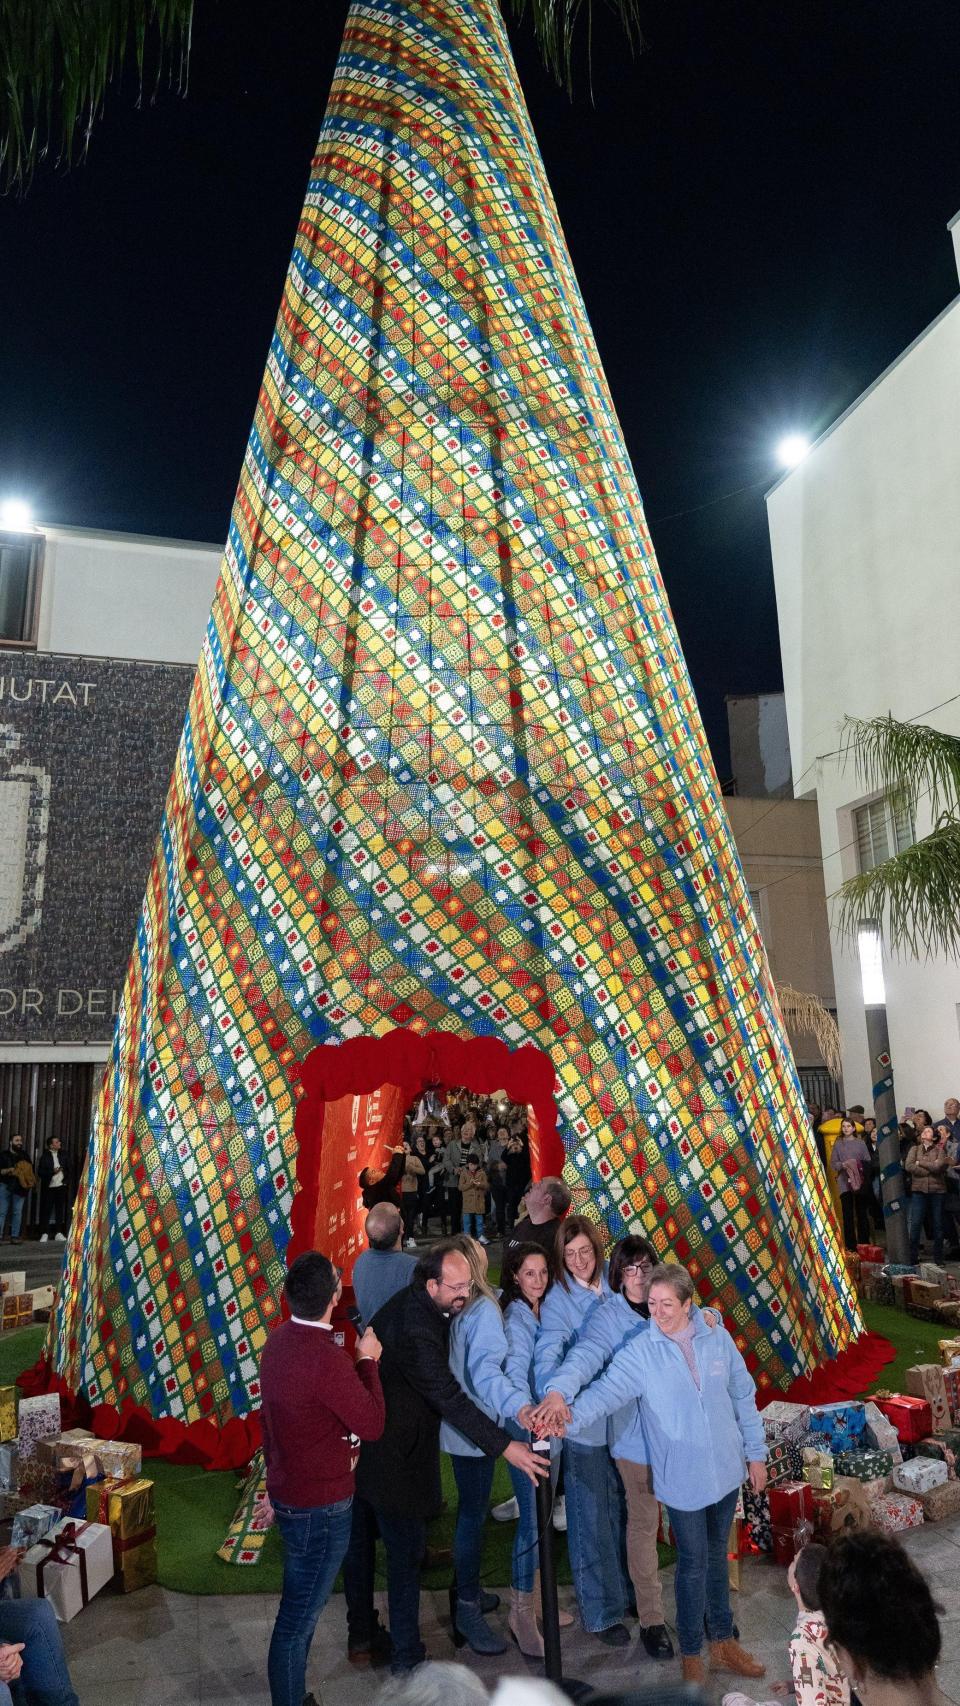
[290,1030,562,1276]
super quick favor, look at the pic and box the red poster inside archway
[291,1030,562,1280]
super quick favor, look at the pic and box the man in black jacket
[342,1240,547,1674]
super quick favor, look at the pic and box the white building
[0,522,219,1180]
[766,209,960,1112]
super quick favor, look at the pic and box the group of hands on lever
[504,1391,574,1484]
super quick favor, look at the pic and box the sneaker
[55,1233,66,1242]
[492,1496,520,1523]
[552,1495,567,1532]
[478,1234,489,1245]
[39,1235,49,1244]
[405,1238,417,1249]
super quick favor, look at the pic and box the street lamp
[0,498,33,531]
[776,435,811,469]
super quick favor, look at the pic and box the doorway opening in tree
[290,1030,561,1282]
[400,1083,531,1247]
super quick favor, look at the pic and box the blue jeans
[563,1440,629,1632]
[463,1212,484,1238]
[451,1453,495,1601]
[0,1596,79,1704]
[666,1487,740,1657]
[0,1187,24,1239]
[909,1192,944,1263]
[342,1492,427,1673]
[267,1495,353,1706]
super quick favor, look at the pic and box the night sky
[1,0,958,774]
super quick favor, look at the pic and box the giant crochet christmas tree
[53,0,860,1424]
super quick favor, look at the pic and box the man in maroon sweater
[261,1250,385,1706]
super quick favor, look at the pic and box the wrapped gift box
[870,1490,924,1532]
[1,1293,33,1331]
[772,1518,814,1567]
[905,1365,951,1434]
[18,1396,61,1462]
[30,1286,55,1312]
[893,1457,948,1494]
[86,1478,156,1593]
[873,1395,933,1443]
[768,1480,813,1527]
[761,1402,810,1444]
[910,1280,944,1307]
[863,1402,904,1462]
[918,1479,960,1522]
[915,1438,957,1474]
[944,1368,960,1424]
[0,1490,27,1520]
[93,1440,143,1481]
[891,1275,911,1309]
[0,1389,15,1443]
[857,1243,885,1262]
[884,1264,919,1277]
[766,1440,801,1486]
[833,1448,894,1482]
[0,1441,17,1492]
[845,1253,861,1284]
[937,1339,960,1367]
[872,1275,895,1306]
[814,1477,871,1535]
[809,1401,866,1442]
[36,1432,104,1519]
[0,1273,26,1296]
[801,1447,834,1491]
[742,1486,772,1553]
[22,1519,114,1622]
[12,1504,61,1548]
[919,1263,948,1287]
[937,1426,960,1455]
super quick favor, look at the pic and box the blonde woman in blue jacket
[534,1234,674,1661]
[534,1215,632,1647]
[563,1262,768,1689]
[441,1238,535,1654]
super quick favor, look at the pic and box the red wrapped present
[856,1244,884,1263]
[772,1518,814,1566]
[873,1394,933,1443]
[768,1480,814,1528]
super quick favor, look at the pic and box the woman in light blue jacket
[534,1234,674,1661]
[441,1237,532,1654]
[565,1262,768,1689]
[534,1215,631,1647]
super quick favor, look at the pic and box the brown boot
[509,1587,544,1658]
[532,1568,574,1628]
[710,1638,766,1677]
[681,1654,706,1684]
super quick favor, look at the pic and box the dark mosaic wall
[0,651,193,1042]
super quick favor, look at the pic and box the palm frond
[0,0,194,193]
[775,984,843,1084]
[841,714,960,823]
[835,818,960,960]
[501,0,645,91]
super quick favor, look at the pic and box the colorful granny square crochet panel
[52,0,860,1423]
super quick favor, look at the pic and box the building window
[854,796,915,874]
[0,533,42,647]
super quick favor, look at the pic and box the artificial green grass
[0,1328,45,1390]
[859,1298,949,1394]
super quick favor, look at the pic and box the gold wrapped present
[86,1478,156,1593]
[938,1338,960,1366]
[93,1441,142,1481]
[0,1388,15,1442]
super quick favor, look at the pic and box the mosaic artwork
[52,0,861,1424]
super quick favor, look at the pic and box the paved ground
[57,1515,960,1705]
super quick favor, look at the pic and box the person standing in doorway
[260,1251,385,1706]
[352,1205,418,1328]
[0,1137,35,1244]
[37,1139,68,1243]
[830,1118,873,1251]
[505,1176,571,1258]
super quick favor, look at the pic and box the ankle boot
[710,1638,766,1678]
[532,1568,574,1628]
[454,1596,508,1655]
[509,1587,544,1657]
[681,1654,706,1684]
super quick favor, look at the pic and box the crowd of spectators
[810,1096,960,1260]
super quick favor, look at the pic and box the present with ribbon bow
[21,1518,114,1622]
[36,1431,104,1517]
[85,1477,156,1593]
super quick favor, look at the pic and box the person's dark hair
[499,1241,553,1311]
[555,1214,607,1287]
[541,1176,572,1217]
[820,1531,942,1682]
[847,1104,865,1117]
[839,1117,857,1138]
[914,1109,932,1127]
[608,1234,658,1294]
[413,1238,461,1289]
[284,1251,339,1320]
[793,1541,827,1611]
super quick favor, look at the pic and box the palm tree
[1,0,642,192]
[837,715,960,958]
